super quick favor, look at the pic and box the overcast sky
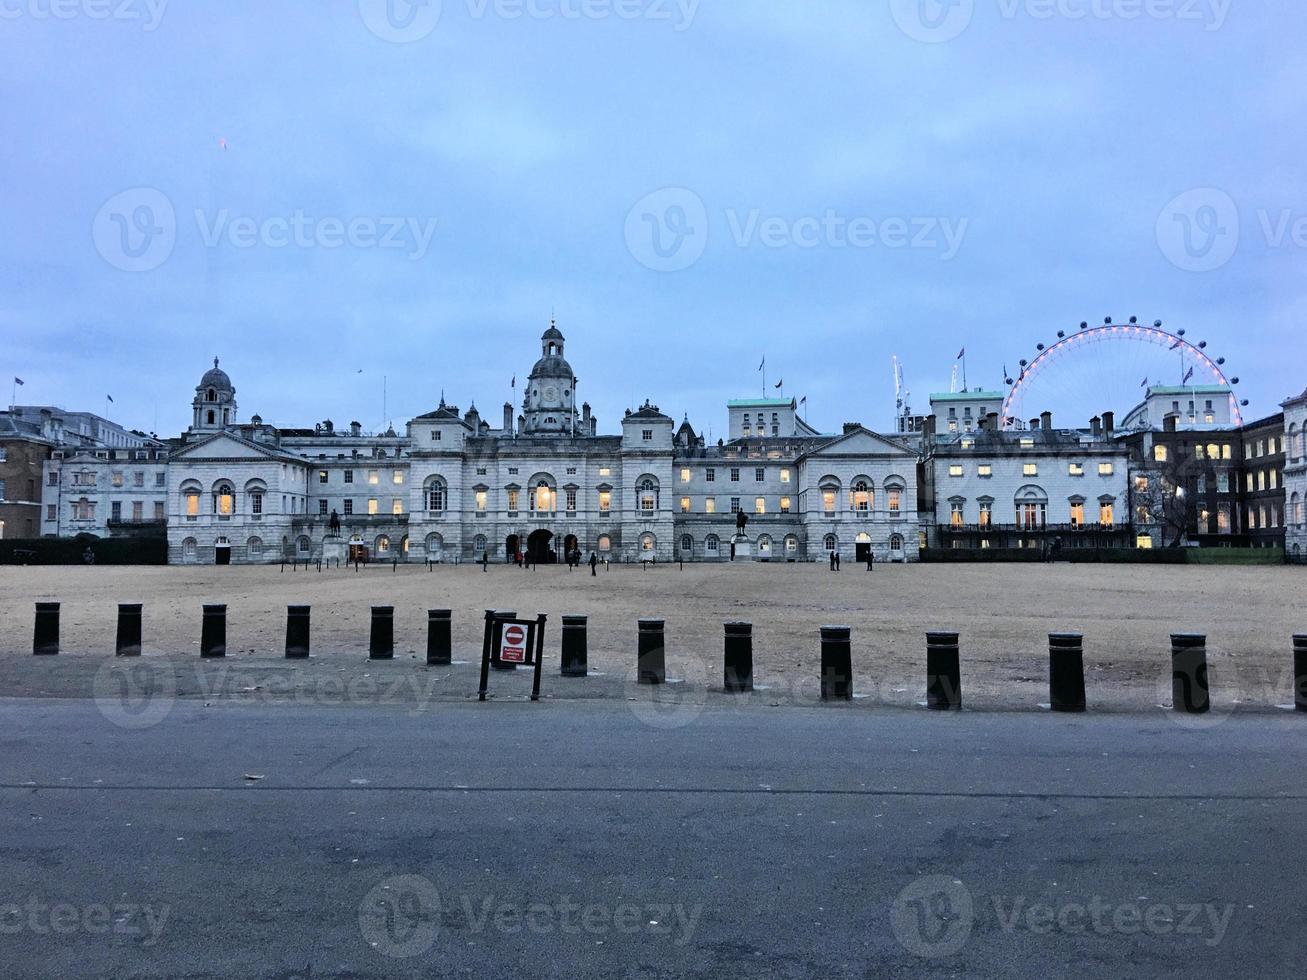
[2,0,1303,439]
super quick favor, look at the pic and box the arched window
[426,478,446,513]
[640,533,656,554]
[823,533,837,551]
[889,533,904,551]
[680,534,693,555]
[757,534,772,555]
[206,410,215,425]
[375,535,391,555]
[425,533,444,559]
[784,534,798,554]
[214,482,234,516]
[851,480,873,512]
[1290,492,1302,527]
[705,534,720,555]
[597,534,612,553]
[247,536,263,557]
[639,478,658,514]
[296,535,310,554]
[207,388,216,402]
[473,534,487,553]
[531,480,553,514]
[182,537,198,560]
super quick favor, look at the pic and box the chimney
[503,402,513,435]
[350,420,361,437]
[977,414,990,432]
[518,414,526,434]
[843,422,862,434]
[924,415,937,438]
[324,419,334,433]
[1090,415,1101,438]
[582,402,591,424]
[1040,411,1052,431]
[1164,413,1178,433]
[1029,417,1041,431]
[1102,411,1114,438]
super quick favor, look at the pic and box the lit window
[755,497,766,514]
[599,467,611,477]
[1070,501,1085,527]
[368,498,379,516]
[780,496,791,513]
[1098,463,1114,476]
[680,468,691,483]
[888,489,901,513]
[1023,463,1038,477]
[977,465,992,478]
[597,535,611,552]
[368,470,379,485]
[319,470,329,484]
[978,501,991,527]
[949,465,964,477]
[186,493,199,517]
[428,481,446,512]
[680,496,691,513]
[1136,534,1153,549]
[1069,463,1084,476]
[393,471,404,485]
[1020,437,1034,448]
[1100,502,1115,526]
[822,490,836,514]
[598,490,611,514]
[639,480,657,512]
[1135,476,1149,492]
[780,469,791,484]
[851,481,872,512]
[960,438,974,449]
[214,484,234,516]
[392,498,403,516]
[1154,445,1168,462]
[705,497,716,514]
[475,490,487,512]
[566,488,577,512]
[950,502,963,527]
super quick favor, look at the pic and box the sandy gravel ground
[0,561,1303,714]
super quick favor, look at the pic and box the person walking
[866,550,874,572]
[481,551,489,573]
[589,551,598,576]
[829,550,836,571]
[835,551,841,571]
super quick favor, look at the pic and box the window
[597,534,612,553]
[249,492,263,516]
[640,534,655,554]
[1136,534,1153,549]
[506,488,519,513]
[376,535,390,555]
[214,483,234,516]
[1134,476,1149,493]
[476,467,487,476]
[705,468,715,483]
[730,497,741,513]
[755,497,766,514]
[948,465,963,477]
[186,493,200,517]
[48,471,58,487]
[822,490,836,515]
[598,490,611,514]
[978,501,991,527]
[46,504,56,520]
[155,472,165,487]
[532,482,554,513]
[755,468,765,481]
[890,534,904,551]
[1154,445,1168,463]
[950,502,964,527]
[823,533,837,551]
[1099,502,1115,526]
[343,499,354,515]
[566,488,577,512]
[344,470,354,484]
[680,468,691,483]
[1020,437,1034,448]
[111,471,124,488]
[473,534,487,554]
[133,471,144,487]
[431,430,442,441]
[393,471,404,485]
[475,490,487,513]
[368,470,379,485]
[888,489,901,513]
[705,497,716,514]
[319,470,329,484]
[977,465,992,478]
[1023,463,1038,477]
[851,481,872,512]
[368,498,379,516]
[705,535,719,555]
[1018,502,1046,529]
[111,501,122,521]
[427,480,446,512]
[567,467,577,476]
[319,500,328,516]
[1068,463,1084,476]
[599,467,611,477]
[1136,505,1151,525]
[639,480,657,513]
[1098,463,1114,476]
[780,469,791,483]
[780,496,791,513]
[730,468,740,482]
[1070,501,1085,527]
[680,497,691,513]
[392,498,403,516]
[642,430,653,441]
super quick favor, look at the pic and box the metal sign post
[478,609,547,702]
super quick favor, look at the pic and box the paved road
[1,698,1304,978]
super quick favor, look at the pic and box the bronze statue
[735,511,749,533]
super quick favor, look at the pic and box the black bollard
[1048,632,1086,713]
[1171,632,1209,714]
[926,631,961,710]
[724,622,754,693]
[638,618,666,685]
[115,603,143,656]
[369,606,394,660]
[285,605,311,659]
[561,615,588,677]
[1295,635,1307,713]
[820,626,852,701]
[491,610,517,670]
[427,609,452,666]
[200,604,227,658]
[33,602,60,656]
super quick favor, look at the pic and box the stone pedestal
[731,534,751,561]
[322,537,346,564]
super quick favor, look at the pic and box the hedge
[0,536,168,565]
[922,546,1284,565]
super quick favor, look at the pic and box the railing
[940,522,1128,533]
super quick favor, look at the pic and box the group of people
[828,550,876,571]
[480,548,603,576]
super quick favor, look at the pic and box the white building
[1283,388,1307,562]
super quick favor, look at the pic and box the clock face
[543,385,558,401]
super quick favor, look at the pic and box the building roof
[1147,385,1232,396]
[625,402,673,422]
[199,357,232,390]
[928,391,1004,402]
[726,398,794,408]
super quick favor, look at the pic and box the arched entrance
[563,534,578,563]
[855,532,872,564]
[215,536,231,566]
[505,534,520,563]
[528,529,555,564]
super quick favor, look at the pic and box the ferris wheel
[1001,317,1248,430]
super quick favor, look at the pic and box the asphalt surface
[2,697,1305,979]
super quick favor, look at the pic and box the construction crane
[892,355,912,433]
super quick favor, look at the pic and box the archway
[563,534,579,564]
[528,529,555,564]
[215,536,231,566]
[855,532,872,564]
[505,534,520,563]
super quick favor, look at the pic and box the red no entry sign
[501,624,527,663]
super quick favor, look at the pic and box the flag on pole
[13,377,23,386]
[1183,366,1195,383]
[758,357,765,372]
[1141,376,1149,388]
[106,394,114,403]
[511,375,516,388]
[799,396,807,406]
[956,347,966,360]
[1169,338,1183,350]
[774,380,783,389]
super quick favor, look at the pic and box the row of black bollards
[24,602,1307,715]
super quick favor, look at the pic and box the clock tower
[522,320,578,436]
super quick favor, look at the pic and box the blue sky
[2,0,1303,438]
